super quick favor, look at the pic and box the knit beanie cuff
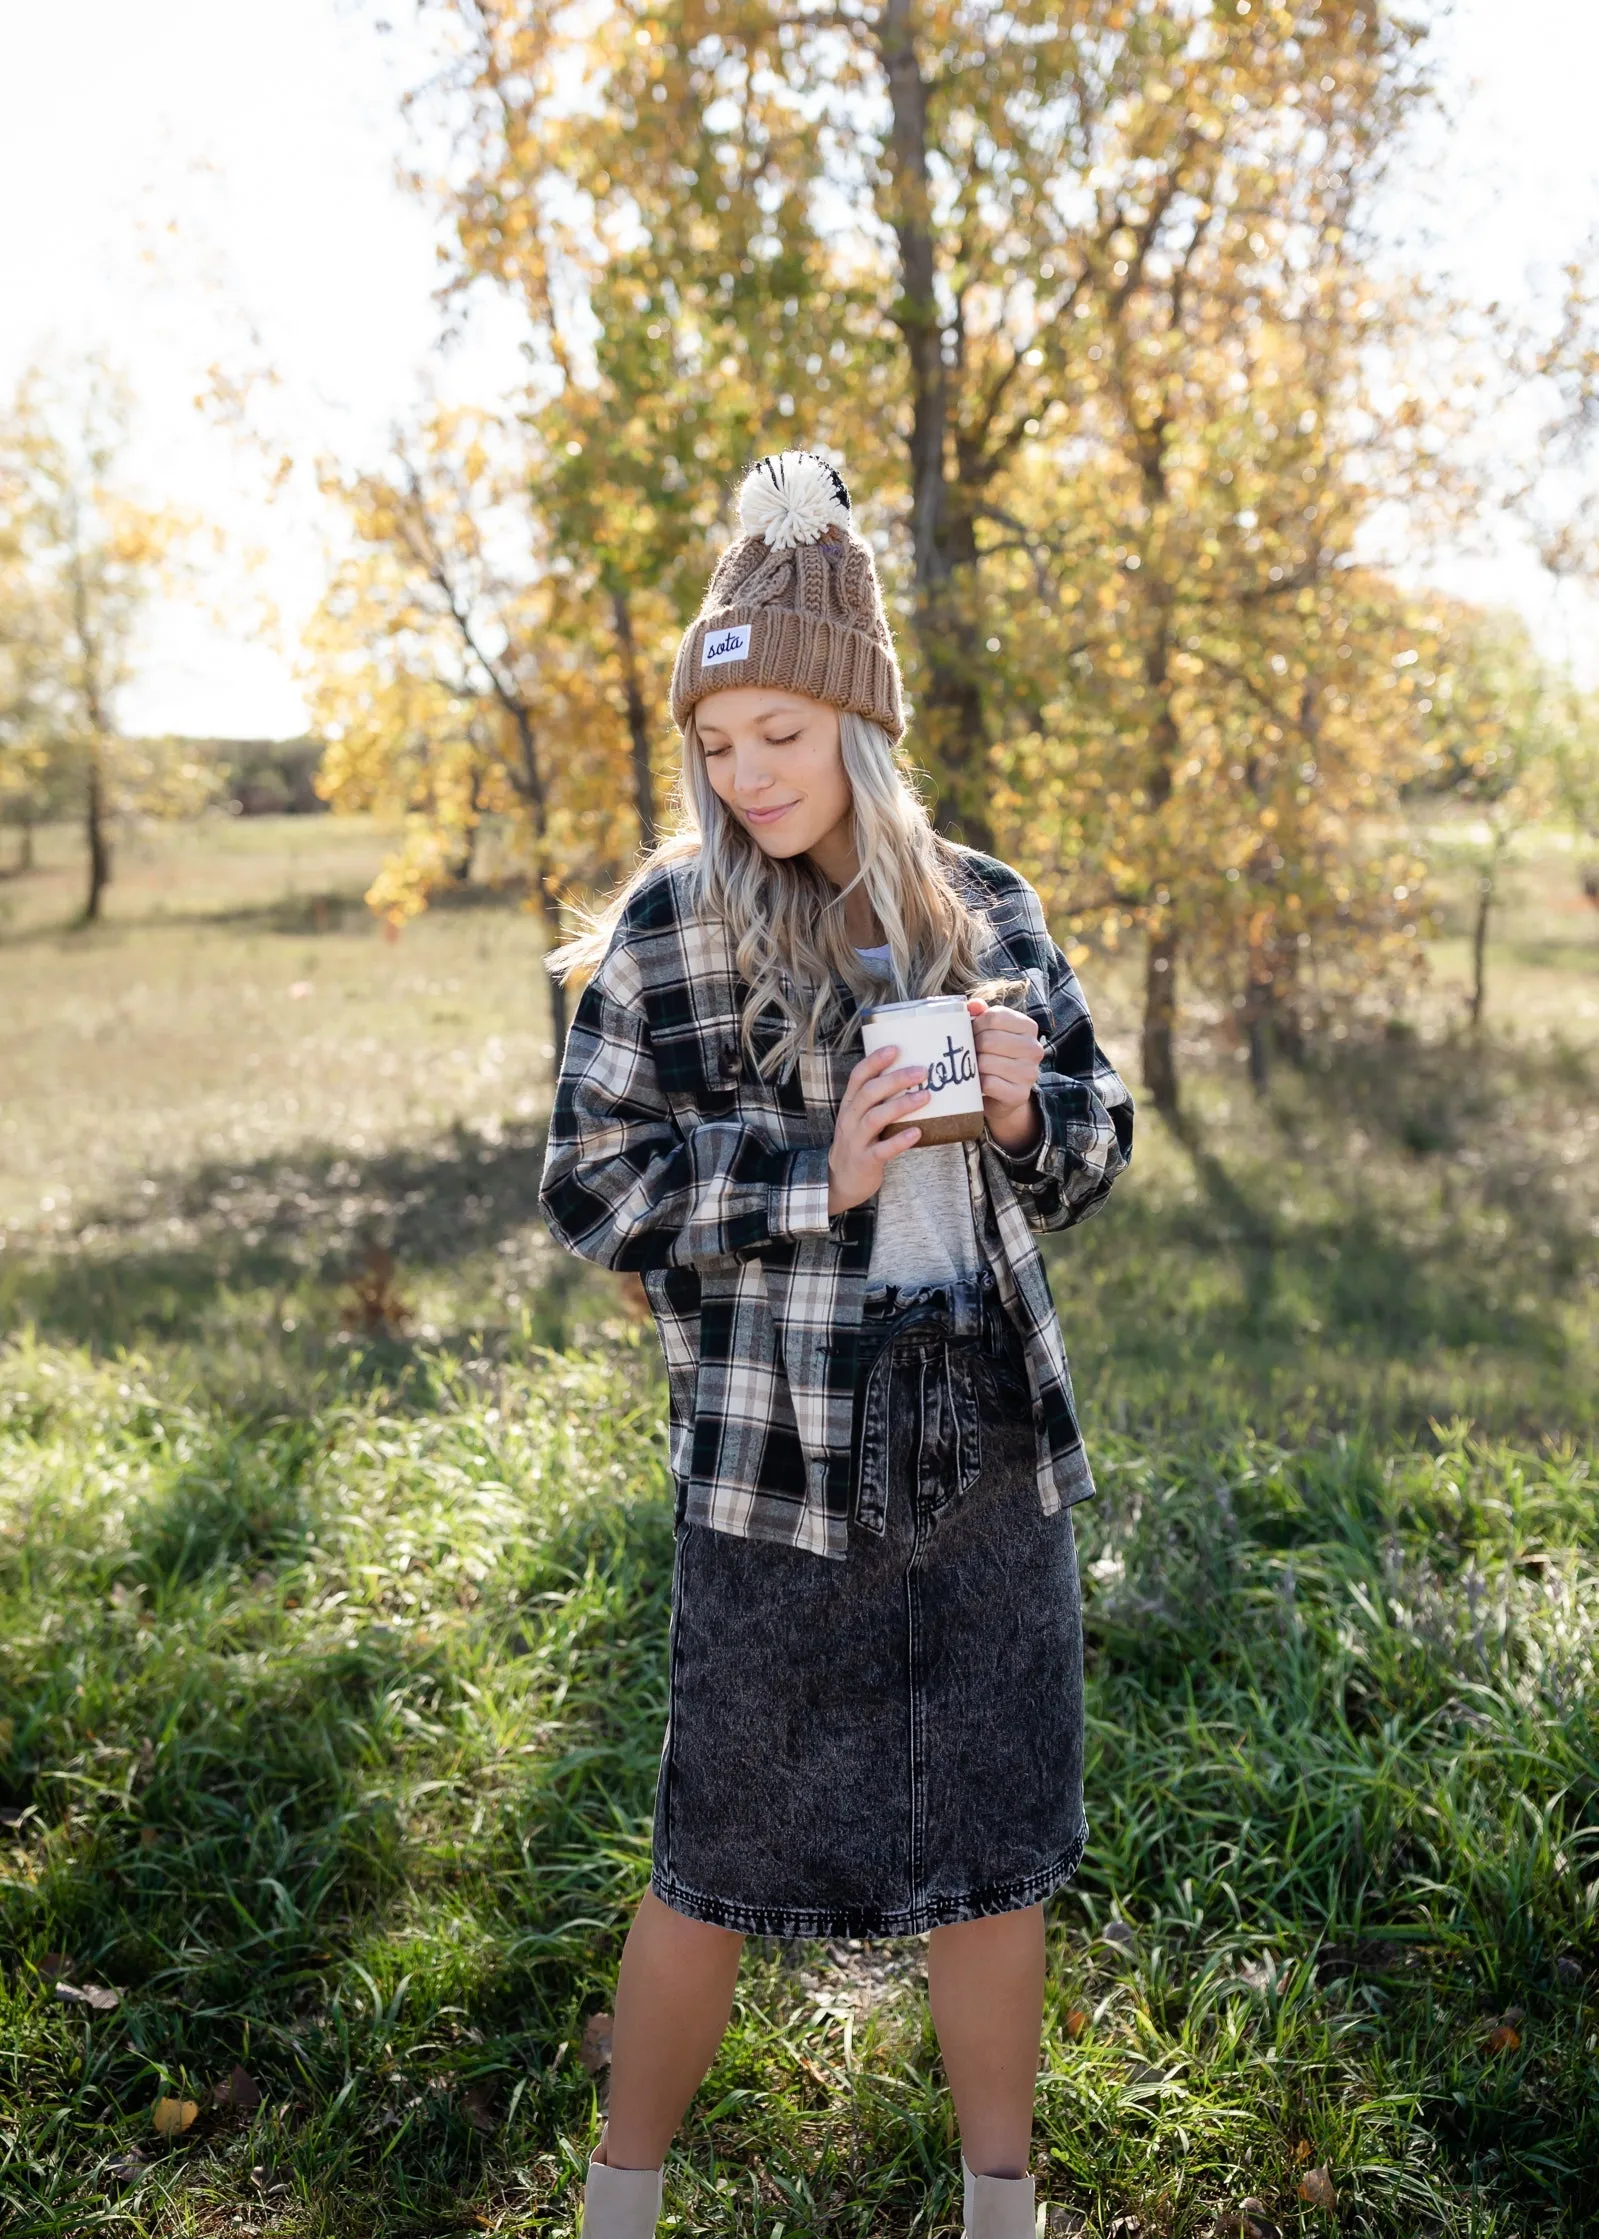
[671,605,904,739]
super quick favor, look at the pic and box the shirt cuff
[989,1096,1055,1186]
[769,1144,834,1238]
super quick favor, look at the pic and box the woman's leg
[599,1888,745,2169]
[926,1904,1046,2178]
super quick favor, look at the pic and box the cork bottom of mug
[911,1110,986,1146]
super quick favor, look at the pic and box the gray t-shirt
[857,946,981,1289]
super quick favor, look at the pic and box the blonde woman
[541,452,1133,2239]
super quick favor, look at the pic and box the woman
[541,451,1134,2239]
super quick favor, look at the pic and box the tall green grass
[3,817,1596,2231]
[1,1332,1594,2236]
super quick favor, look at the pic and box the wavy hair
[549,710,997,1075]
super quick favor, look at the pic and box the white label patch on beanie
[701,623,751,669]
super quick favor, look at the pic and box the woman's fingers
[979,1052,1041,1087]
[874,1125,923,1162]
[858,1083,930,1141]
[853,1064,928,1119]
[973,1011,1040,1052]
[839,1049,890,1120]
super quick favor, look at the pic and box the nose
[730,746,775,799]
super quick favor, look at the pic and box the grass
[1,811,1597,2236]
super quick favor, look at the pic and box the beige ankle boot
[582,2152,663,2239]
[962,2160,1036,2239]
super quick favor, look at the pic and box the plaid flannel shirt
[540,849,1134,1559]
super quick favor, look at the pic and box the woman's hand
[827,1045,930,1215]
[968,999,1044,1156]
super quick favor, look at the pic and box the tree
[0,510,59,871]
[308,407,654,1051]
[1422,606,1568,1034]
[413,0,841,842]
[407,0,1451,1111]
[0,363,185,920]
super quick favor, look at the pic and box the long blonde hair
[549,709,996,1075]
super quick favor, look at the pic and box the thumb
[966,997,988,1018]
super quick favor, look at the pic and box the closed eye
[765,733,800,746]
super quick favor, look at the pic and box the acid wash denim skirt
[650,1274,1088,1939]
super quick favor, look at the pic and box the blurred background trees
[0,361,207,918]
[277,0,1596,1094]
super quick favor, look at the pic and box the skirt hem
[650,1819,1088,1941]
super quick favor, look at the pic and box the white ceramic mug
[859,995,985,1146]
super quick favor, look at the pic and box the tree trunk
[1244,935,1276,1097]
[1143,925,1180,1117]
[545,957,568,1059]
[502,702,570,1059]
[1137,585,1182,1115]
[1247,995,1273,1095]
[84,737,111,923]
[1469,868,1492,1034]
[877,0,991,849]
[611,589,657,852]
[446,817,479,885]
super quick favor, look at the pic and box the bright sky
[0,0,1595,738]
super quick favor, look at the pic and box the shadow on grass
[4,1341,1597,2231]
[5,1024,1597,1439]
[0,1414,671,2226]
[0,869,537,949]
[0,1119,573,1356]
[1048,1027,1599,1438]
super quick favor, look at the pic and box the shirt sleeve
[987,894,1135,1232]
[539,947,833,1272]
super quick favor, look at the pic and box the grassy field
[1,812,1597,2237]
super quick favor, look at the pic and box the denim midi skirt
[650,1276,1088,1939]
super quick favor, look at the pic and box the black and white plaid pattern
[540,850,1135,1559]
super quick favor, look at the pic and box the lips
[743,802,796,826]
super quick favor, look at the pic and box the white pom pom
[738,451,850,550]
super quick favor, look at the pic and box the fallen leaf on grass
[152,2096,199,2138]
[459,2082,499,2134]
[579,2012,614,2074]
[56,1981,122,2012]
[1100,1920,1138,1955]
[103,2145,146,2185]
[1107,2216,1143,2239]
[213,2066,261,2112]
[1297,2166,1337,2211]
[1063,2007,1088,2039]
[1555,1953,1584,1984]
[37,1952,72,1982]
[1043,2208,1087,2238]
[1483,2024,1522,2055]
[1292,2141,1312,2163]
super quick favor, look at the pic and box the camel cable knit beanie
[670,452,905,740]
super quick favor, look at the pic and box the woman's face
[695,688,854,872]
